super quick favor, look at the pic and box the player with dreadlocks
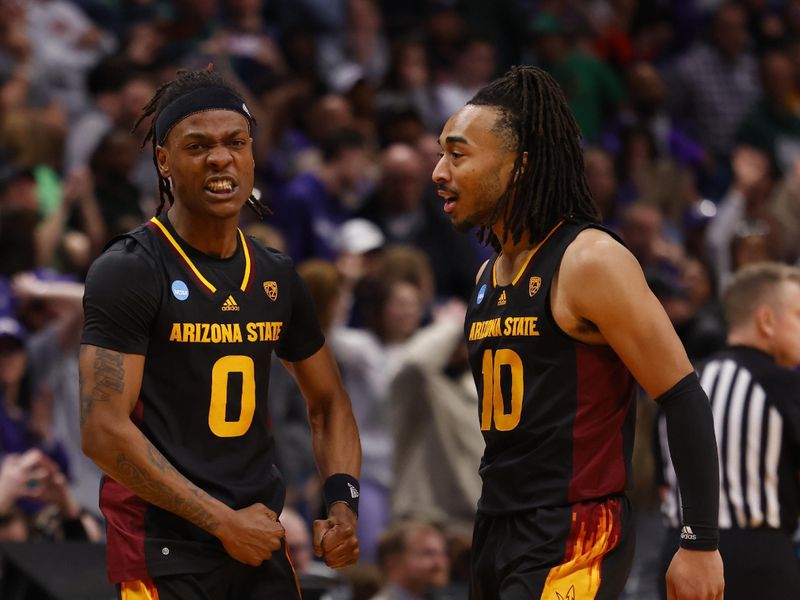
[80,68,361,599]
[434,65,724,600]
[133,68,267,220]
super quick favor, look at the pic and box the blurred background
[0,0,797,598]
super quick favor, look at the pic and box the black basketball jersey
[466,220,637,514]
[82,215,324,583]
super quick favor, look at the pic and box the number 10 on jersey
[481,349,524,431]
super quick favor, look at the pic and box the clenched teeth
[207,180,234,192]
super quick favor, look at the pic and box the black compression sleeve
[657,372,720,551]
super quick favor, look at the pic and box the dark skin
[434,105,724,600]
[81,108,361,569]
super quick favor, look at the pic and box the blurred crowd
[1,0,799,598]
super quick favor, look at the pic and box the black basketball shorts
[117,542,302,600]
[470,495,635,600]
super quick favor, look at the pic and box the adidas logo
[347,483,360,499]
[680,525,697,541]
[221,295,240,311]
[497,290,507,306]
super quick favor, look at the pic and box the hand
[312,502,360,568]
[62,167,95,208]
[0,449,52,511]
[216,503,285,566]
[666,548,724,600]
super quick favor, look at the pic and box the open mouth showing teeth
[206,179,235,193]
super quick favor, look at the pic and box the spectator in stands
[706,145,776,289]
[319,0,390,92]
[358,143,479,299]
[269,127,374,262]
[0,447,101,542]
[736,48,800,177]
[371,520,449,600]
[25,0,117,118]
[529,12,624,143]
[619,202,684,277]
[89,129,146,238]
[585,147,623,231]
[605,61,703,168]
[434,36,496,128]
[11,271,100,517]
[667,2,759,192]
[389,299,483,530]
[378,37,438,132]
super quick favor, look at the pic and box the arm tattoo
[115,447,221,532]
[79,347,125,427]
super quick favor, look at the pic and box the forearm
[308,390,361,479]
[35,201,69,267]
[659,372,720,550]
[83,420,231,535]
[78,195,107,256]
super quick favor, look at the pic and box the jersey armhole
[475,258,491,284]
[544,224,621,348]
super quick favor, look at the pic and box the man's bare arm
[286,344,361,480]
[285,343,361,568]
[79,344,229,533]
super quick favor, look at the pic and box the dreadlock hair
[132,68,267,219]
[467,65,600,250]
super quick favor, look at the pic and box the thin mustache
[436,184,458,195]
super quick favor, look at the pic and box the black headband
[155,86,254,145]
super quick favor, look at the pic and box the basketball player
[79,69,361,599]
[432,65,724,600]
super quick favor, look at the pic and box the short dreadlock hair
[133,68,266,218]
[467,65,600,249]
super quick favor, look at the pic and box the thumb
[312,518,333,557]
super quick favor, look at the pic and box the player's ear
[156,145,170,177]
[521,151,528,170]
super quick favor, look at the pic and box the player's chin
[451,215,476,233]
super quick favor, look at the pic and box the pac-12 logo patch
[476,284,487,305]
[529,276,541,297]
[171,280,189,301]
[263,281,278,301]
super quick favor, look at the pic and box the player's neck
[493,224,534,285]
[166,205,240,258]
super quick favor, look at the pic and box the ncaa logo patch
[171,280,189,301]
[263,281,278,301]
[476,284,487,305]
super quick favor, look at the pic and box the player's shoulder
[246,238,296,272]
[86,225,160,287]
[562,226,633,277]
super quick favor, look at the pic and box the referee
[657,262,800,599]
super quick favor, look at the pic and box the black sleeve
[657,371,720,551]
[274,266,325,362]
[81,239,161,355]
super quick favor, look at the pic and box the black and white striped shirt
[658,346,800,532]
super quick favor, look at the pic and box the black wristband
[679,524,719,551]
[658,372,720,551]
[323,473,360,517]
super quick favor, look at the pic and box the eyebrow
[181,129,248,140]
[438,134,469,146]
